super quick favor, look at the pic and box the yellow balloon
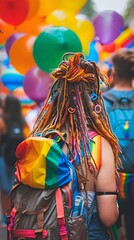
[46,11,95,54]
[36,0,87,17]
[45,9,76,26]
[73,14,95,54]
[36,0,59,17]
[9,35,36,74]
[56,0,87,12]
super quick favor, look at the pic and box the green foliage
[80,0,96,19]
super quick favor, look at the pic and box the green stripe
[45,143,62,189]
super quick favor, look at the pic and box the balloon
[57,0,87,12]
[25,0,40,21]
[100,51,110,62]
[9,35,36,75]
[93,10,125,45]
[74,14,95,54]
[23,67,54,103]
[36,0,87,17]
[13,87,35,106]
[33,26,82,73]
[15,16,52,36]
[0,80,10,94]
[1,67,24,91]
[0,0,29,26]
[45,9,76,26]
[103,42,116,53]
[86,40,99,63]
[0,19,15,44]
[0,43,5,50]
[5,33,25,56]
[36,0,59,17]
[46,11,94,55]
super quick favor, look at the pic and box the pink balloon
[23,67,54,103]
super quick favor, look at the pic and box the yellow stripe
[20,137,54,189]
[91,135,101,171]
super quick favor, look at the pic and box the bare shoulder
[96,136,116,191]
[101,137,115,167]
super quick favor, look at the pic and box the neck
[113,81,133,91]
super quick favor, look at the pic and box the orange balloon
[100,51,110,62]
[0,19,15,44]
[36,0,58,17]
[9,35,36,75]
[0,80,10,94]
[25,0,40,20]
[15,16,51,35]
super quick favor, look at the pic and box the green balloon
[33,26,82,73]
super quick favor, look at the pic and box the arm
[95,137,119,227]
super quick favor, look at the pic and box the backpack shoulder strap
[55,188,68,240]
[103,92,118,103]
[44,129,68,147]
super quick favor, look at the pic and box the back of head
[31,52,121,176]
[111,48,134,82]
[4,94,24,127]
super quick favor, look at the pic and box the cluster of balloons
[0,0,133,104]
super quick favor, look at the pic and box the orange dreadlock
[30,52,121,180]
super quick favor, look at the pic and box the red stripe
[12,229,48,238]
[64,185,72,208]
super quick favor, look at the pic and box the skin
[95,137,119,227]
[62,129,119,227]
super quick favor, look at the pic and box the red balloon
[0,0,29,26]
[103,42,116,53]
[23,67,54,103]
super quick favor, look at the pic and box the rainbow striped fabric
[15,137,72,189]
[118,171,134,199]
[88,131,102,171]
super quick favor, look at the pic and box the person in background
[1,94,30,192]
[103,48,134,240]
[29,52,121,239]
[0,95,9,227]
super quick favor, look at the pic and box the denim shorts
[87,212,112,240]
[83,197,112,240]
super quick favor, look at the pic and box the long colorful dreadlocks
[30,52,121,183]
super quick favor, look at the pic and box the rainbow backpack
[7,130,101,240]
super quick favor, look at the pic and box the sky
[93,0,128,15]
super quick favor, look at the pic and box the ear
[111,68,117,80]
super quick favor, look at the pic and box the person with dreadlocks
[30,52,121,239]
